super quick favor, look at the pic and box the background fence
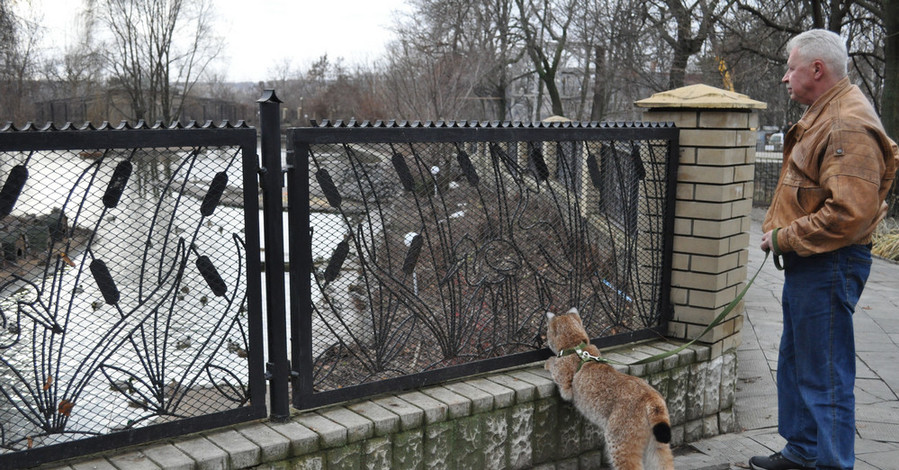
[753,151,782,206]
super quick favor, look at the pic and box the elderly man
[750,29,899,470]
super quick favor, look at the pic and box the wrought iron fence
[0,122,265,468]
[754,151,782,206]
[286,120,679,409]
[0,105,681,466]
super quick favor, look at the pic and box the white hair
[786,29,849,79]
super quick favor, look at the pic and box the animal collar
[558,341,607,371]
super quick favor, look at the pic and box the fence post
[636,85,766,358]
[257,89,290,420]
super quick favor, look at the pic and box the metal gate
[0,121,266,468]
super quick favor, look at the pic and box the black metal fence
[0,121,265,468]
[284,120,680,409]
[1,97,681,467]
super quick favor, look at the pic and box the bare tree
[515,0,577,117]
[461,0,525,120]
[377,40,480,119]
[89,0,222,123]
[259,57,305,124]
[644,0,737,89]
[299,56,389,122]
[568,0,605,120]
[38,5,107,123]
[568,0,654,121]
[0,0,19,119]
[879,0,897,141]
[0,0,14,73]
[1,0,41,123]
[379,0,502,119]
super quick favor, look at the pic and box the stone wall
[45,340,736,470]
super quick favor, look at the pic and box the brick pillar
[636,84,767,358]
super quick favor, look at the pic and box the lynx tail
[649,403,671,443]
[652,422,671,444]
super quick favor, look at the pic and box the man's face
[782,48,817,105]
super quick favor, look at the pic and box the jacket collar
[796,77,852,134]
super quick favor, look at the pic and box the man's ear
[813,59,825,79]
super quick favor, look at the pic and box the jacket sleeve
[779,127,886,256]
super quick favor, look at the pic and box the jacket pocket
[782,166,826,216]
[796,185,827,215]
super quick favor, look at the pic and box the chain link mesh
[298,130,675,400]
[0,143,254,455]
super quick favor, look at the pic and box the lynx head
[545,307,590,355]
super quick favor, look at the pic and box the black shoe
[748,452,814,470]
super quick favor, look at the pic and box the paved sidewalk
[673,209,899,469]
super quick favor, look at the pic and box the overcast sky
[35,0,410,82]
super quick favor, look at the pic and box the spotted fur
[544,308,674,470]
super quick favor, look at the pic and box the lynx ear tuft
[546,311,555,319]
[567,307,579,315]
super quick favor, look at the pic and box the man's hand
[761,229,774,253]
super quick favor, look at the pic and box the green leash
[771,227,784,271]
[559,251,771,367]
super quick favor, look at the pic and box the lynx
[544,308,675,470]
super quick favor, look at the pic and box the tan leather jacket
[762,78,899,256]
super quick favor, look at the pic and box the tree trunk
[883,0,898,141]
[544,69,565,116]
[590,45,607,121]
[882,0,899,217]
[495,82,508,121]
[668,48,689,89]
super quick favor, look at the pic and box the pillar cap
[635,84,767,110]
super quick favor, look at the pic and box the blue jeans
[778,244,871,470]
